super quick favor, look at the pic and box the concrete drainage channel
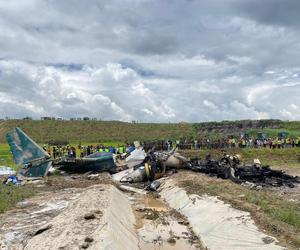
[121,179,284,250]
[158,179,285,250]
[126,190,204,250]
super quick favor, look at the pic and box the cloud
[234,0,300,29]
[0,0,300,121]
[0,60,176,121]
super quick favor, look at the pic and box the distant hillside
[0,120,195,143]
[0,119,299,143]
[193,119,300,138]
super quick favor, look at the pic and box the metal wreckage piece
[117,149,188,183]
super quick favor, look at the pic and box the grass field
[1,119,300,144]
[0,185,36,213]
[180,147,300,168]
[0,120,196,143]
[0,143,16,168]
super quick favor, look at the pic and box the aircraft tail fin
[6,127,50,165]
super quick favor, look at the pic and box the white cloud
[1,0,300,121]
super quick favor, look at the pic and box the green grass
[0,120,196,143]
[247,128,300,138]
[0,185,36,213]
[0,143,16,169]
[243,191,300,229]
[1,119,300,145]
[180,147,300,168]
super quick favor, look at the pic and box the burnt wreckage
[188,154,299,188]
[116,148,299,188]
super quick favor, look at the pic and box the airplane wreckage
[5,127,300,188]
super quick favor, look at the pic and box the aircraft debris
[124,147,146,168]
[188,154,300,187]
[0,166,16,176]
[6,127,52,177]
[55,151,117,173]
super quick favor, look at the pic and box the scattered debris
[167,236,176,244]
[16,200,30,209]
[149,180,161,191]
[33,224,52,236]
[84,236,94,243]
[84,213,95,220]
[87,173,100,180]
[262,236,275,244]
[80,242,89,249]
[0,166,16,176]
[119,185,148,195]
[4,175,22,185]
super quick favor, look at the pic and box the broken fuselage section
[55,151,117,173]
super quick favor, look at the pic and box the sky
[0,0,300,122]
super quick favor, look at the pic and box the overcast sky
[0,0,300,122]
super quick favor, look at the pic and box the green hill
[0,119,300,144]
[0,120,195,143]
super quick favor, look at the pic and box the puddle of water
[128,192,201,250]
[143,196,168,212]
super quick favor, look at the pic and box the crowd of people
[42,135,300,160]
[43,143,135,159]
[173,136,300,150]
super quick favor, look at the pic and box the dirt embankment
[0,174,138,250]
